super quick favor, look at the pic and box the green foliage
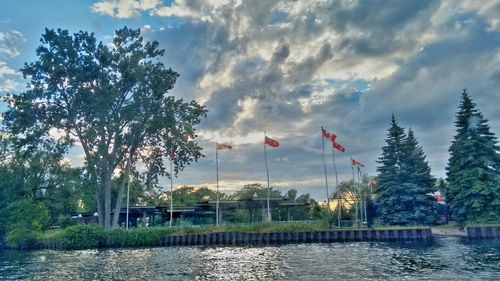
[57,215,77,229]
[3,27,207,228]
[5,199,50,248]
[376,115,438,225]
[446,90,500,223]
[37,222,329,250]
[51,224,104,250]
[0,145,94,240]
[436,178,447,193]
[161,185,221,207]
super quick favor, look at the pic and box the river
[1,237,499,280]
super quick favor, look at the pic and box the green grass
[19,221,440,250]
[34,222,331,250]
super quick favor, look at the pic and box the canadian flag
[321,127,337,142]
[351,158,364,167]
[332,142,346,152]
[265,136,279,147]
[216,143,233,150]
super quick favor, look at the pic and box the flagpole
[264,131,271,222]
[332,146,341,228]
[351,158,358,227]
[126,173,130,229]
[125,157,131,229]
[357,166,363,225]
[169,155,174,227]
[357,166,366,225]
[321,127,332,219]
[215,144,220,227]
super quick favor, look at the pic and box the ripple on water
[0,237,499,280]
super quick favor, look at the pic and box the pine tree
[376,115,409,225]
[376,116,438,225]
[446,90,500,223]
[403,129,437,225]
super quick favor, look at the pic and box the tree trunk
[103,168,112,229]
[112,159,131,228]
[96,189,104,226]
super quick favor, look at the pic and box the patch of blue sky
[269,10,290,25]
[323,78,370,92]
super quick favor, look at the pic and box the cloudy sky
[1,0,499,200]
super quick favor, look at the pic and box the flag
[332,142,346,152]
[351,158,364,167]
[170,149,176,160]
[321,127,330,139]
[321,127,337,142]
[216,143,233,150]
[265,136,279,147]
[330,133,337,143]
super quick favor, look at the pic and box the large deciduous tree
[3,27,207,228]
[445,90,499,223]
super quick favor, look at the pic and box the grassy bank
[11,222,496,250]
[24,222,329,250]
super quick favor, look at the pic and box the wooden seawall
[163,228,432,247]
[465,226,500,239]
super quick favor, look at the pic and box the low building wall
[465,226,500,239]
[163,228,432,247]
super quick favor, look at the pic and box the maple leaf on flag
[265,136,279,147]
[333,142,346,152]
[322,127,337,142]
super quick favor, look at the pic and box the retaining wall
[465,226,500,239]
[163,228,432,247]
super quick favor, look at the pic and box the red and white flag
[321,127,337,142]
[265,136,279,147]
[332,142,346,152]
[216,143,233,150]
[351,158,364,167]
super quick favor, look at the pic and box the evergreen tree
[376,115,438,225]
[446,90,500,223]
[403,129,437,224]
[376,115,409,225]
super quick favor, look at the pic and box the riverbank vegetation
[32,222,332,250]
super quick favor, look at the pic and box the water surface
[1,237,499,280]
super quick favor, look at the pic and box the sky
[0,0,499,200]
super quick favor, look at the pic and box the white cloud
[0,30,24,93]
[461,0,500,30]
[0,30,25,58]
[85,0,500,199]
[92,0,161,18]
[0,61,16,78]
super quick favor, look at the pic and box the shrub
[57,215,76,229]
[5,199,50,249]
[56,224,104,250]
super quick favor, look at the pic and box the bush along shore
[20,223,332,250]
[5,223,499,250]
[3,223,430,250]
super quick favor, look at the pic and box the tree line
[374,90,499,225]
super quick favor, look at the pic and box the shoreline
[3,225,499,251]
